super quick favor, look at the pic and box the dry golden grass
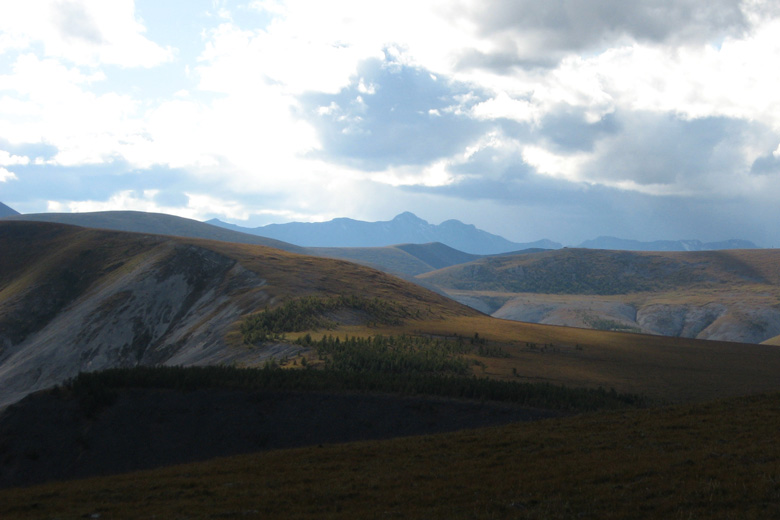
[3,392,780,520]
[763,334,780,346]
[319,314,780,404]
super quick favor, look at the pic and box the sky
[1,0,779,246]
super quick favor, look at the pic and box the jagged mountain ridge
[208,212,562,255]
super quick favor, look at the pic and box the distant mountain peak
[392,212,427,224]
[208,212,562,255]
[0,201,20,217]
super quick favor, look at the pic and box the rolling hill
[0,220,472,408]
[418,247,780,343]
[578,235,758,251]
[3,221,780,408]
[208,211,562,254]
[4,220,780,505]
[3,391,780,519]
[1,211,307,254]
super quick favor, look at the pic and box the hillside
[0,220,472,407]
[2,211,307,254]
[5,221,780,509]
[208,212,562,254]
[418,248,780,343]
[579,235,758,251]
[311,242,481,277]
[763,333,780,346]
[0,202,18,218]
[3,391,780,519]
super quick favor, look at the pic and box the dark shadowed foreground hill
[0,386,556,489]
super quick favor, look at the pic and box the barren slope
[419,248,780,343]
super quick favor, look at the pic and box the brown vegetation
[2,391,780,519]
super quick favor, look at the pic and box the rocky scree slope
[0,222,277,408]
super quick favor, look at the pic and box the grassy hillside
[4,221,780,407]
[419,248,780,295]
[3,391,780,519]
[4,222,780,517]
[0,221,478,407]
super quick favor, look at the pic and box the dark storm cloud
[301,57,489,170]
[538,108,620,152]
[580,112,754,186]
[453,0,747,70]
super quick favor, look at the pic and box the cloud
[0,0,173,67]
[302,57,488,171]
[750,151,780,175]
[452,0,748,71]
[0,166,17,182]
[577,112,761,194]
[0,150,30,166]
[46,189,255,222]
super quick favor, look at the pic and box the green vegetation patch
[240,295,417,344]
[299,333,472,376]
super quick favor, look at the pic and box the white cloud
[0,150,30,166]
[0,166,17,182]
[46,189,253,222]
[0,0,173,67]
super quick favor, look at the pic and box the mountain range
[209,212,759,253]
[208,211,562,255]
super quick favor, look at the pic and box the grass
[418,248,780,296]
[3,391,780,519]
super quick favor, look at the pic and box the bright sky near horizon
[1,0,779,245]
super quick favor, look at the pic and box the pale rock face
[0,243,296,408]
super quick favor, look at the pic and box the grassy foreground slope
[3,391,779,519]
